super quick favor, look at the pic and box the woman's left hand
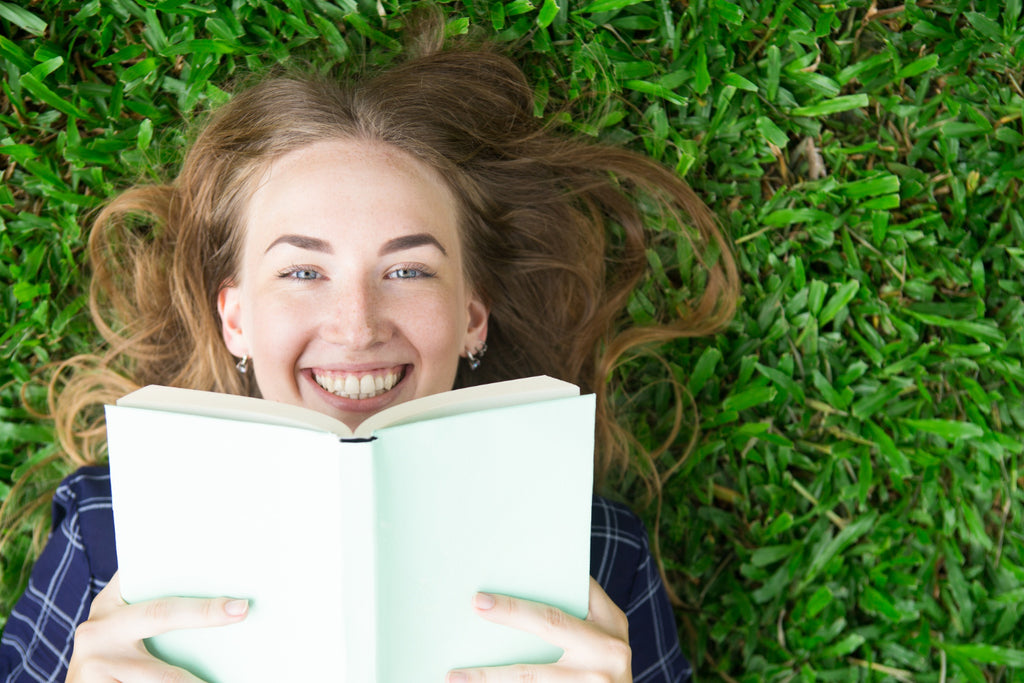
[447,577,632,682]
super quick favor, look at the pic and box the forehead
[242,139,462,254]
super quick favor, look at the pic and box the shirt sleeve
[591,496,692,683]
[0,468,114,683]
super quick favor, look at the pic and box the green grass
[2,0,1023,680]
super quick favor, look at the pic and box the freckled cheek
[395,295,466,349]
[247,295,315,355]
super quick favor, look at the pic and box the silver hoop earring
[466,342,487,371]
[235,354,249,374]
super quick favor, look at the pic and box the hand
[66,571,249,682]
[447,577,632,682]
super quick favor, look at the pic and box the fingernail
[473,592,495,610]
[224,599,249,616]
[447,672,468,682]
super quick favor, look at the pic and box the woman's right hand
[67,571,248,682]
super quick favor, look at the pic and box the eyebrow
[264,234,333,254]
[263,232,448,257]
[379,233,448,257]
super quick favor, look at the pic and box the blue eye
[279,267,322,280]
[387,266,434,280]
[390,268,421,279]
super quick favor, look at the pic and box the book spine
[339,442,378,681]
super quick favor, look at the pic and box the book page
[115,375,578,440]
[355,375,579,437]
[116,385,355,436]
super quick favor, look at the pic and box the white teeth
[313,369,401,400]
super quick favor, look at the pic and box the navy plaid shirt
[1,466,691,681]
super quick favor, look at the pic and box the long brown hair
[10,38,739,580]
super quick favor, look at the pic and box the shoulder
[590,495,692,682]
[53,464,112,510]
[590,494,650,600]
[0,467,116,682]
[591,495,648,546]
[51,465,117,584]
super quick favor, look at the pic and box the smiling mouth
[312,367,405,400]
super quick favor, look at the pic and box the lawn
[2,0,1023,680]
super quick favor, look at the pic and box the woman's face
[218,139,488,430]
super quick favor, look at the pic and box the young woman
[0,39,737,683]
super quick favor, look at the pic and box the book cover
[105,376,595,682]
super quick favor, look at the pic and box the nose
[319,279,389,349]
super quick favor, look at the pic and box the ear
[461,291,489,356]
[217,285,249,358]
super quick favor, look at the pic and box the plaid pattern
[591,497,693,682]
[1,467,691,682]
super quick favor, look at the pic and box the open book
[105,376,594,683]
